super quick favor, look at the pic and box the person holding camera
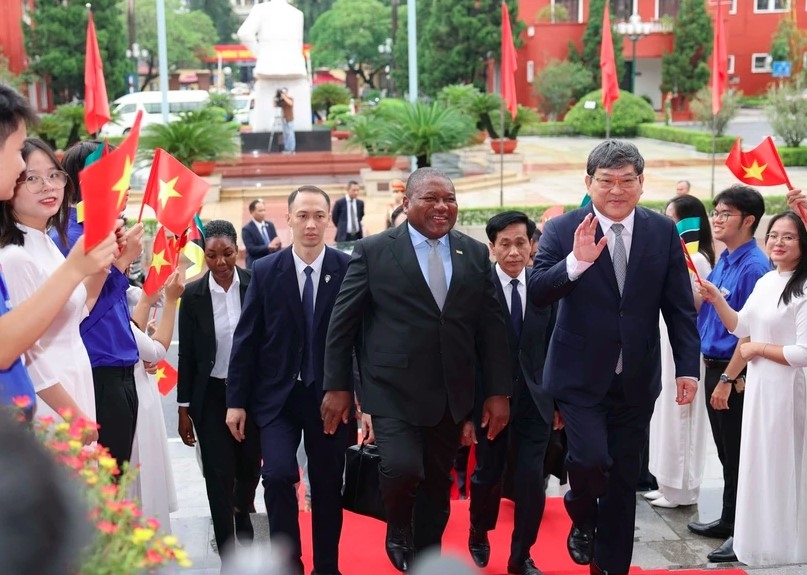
[275,88,295,154]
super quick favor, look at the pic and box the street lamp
[615,14,649,94]
[125,42,149,93]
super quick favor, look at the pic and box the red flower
[11,395,31,408]
[97,520,118,534]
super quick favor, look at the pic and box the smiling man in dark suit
[466,211,559,575]
[321,167,512,573]
[226,186,351,575]
[528,140,701,575]
[242,199,281,268]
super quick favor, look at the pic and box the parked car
[100,90,210,137]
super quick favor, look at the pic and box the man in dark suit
[321,167,512,573]
[331,180,364,241]
[226,186,352,575]
[467,212,559,575]
[528,140,701,575]
[177,220,261,569]
[242,199,282,268]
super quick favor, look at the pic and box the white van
[100,90,211,136]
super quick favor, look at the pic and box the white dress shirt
[495,263,526,320]
[566,206,636,280]
[292,247,326,302]
[209,272,242,378]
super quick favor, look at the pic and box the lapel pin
[325,274,331,283]
[455,249,463,255]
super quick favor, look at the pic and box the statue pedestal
[360,167,405,196]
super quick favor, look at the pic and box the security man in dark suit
[467,212,560,575]
[226,186,351,575]
[331,180,364,242]
[242,199,281,268]
[321,167,512,573]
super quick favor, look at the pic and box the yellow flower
[174,549,192,567]
[131,527,154,544]
[162,535,178,546]
[55,422,70,433]
[98,456,117,470]
[68,440,83,451]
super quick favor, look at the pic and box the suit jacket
[227,246,350,428]
[323,223,512,427]
[528,205,700,408]
[242,220,278,269]
[177,267,251,425]
[491,268,555,425]
[332,196,364,241]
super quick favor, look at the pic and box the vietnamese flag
[154,360,178,396]
[78,111,142,252]
[143,226,179,296]
[84,12,110,135]
[711,2,728,115]
[140,149,210,236]
[725,137,792,187]
[500,2,518,120]
[600,1,620,115]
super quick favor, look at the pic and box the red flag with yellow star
[140,149,210,236]
[143,226,179,296]
[725,136,792,188]
[79,111,142,251]
[154,359,178,396]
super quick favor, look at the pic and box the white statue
[238,0,312,133]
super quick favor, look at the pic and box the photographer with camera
[274,88,295,154]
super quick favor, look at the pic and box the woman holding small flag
[646,195,714,509]
[699,210,807,566]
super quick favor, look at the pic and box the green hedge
[521,122,577,136]
[636,124,736,153]
[779,147,807,167]
[564,90,656,137]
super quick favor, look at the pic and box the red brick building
[514,0,803,110]
[1,0,51,111]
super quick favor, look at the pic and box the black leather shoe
[567,524,595,565]
[507,558,544,575]
[707,537,737,563]
[234,511,254,542]
[468,527,490,568]
[385,523,414,572]
[687,519,733,539]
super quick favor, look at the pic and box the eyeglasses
[765,233,798,243]
[17,171,69,193]
[710,210,744,223]
[591,175,640,191]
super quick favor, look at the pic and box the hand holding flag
[143,226,180,296]
[154,360,178,396]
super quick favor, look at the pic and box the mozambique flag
[154,360,178,396]
[141,149,209,236]
[183,214,205,280]
[79,111,142,251]
[679,237,703,285]
[143,226,179,296]
[676,217,700,255]
[725,137,791,187]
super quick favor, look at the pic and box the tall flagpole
[710,0,722,199]
[407,0,418,169]
[156,0,169,123]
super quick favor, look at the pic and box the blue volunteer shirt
[698,238,771,359]
[50,206,83,257]
[0,269,37,411]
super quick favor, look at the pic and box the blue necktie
[300,266,315,386]
[510,278,523,338]
[260,223,269,244]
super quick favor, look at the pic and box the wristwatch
[719,373,736,384]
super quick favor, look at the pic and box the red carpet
[295,497,747,575]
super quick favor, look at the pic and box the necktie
[300,266,315,385]
[260,223,269,244]
[510,278,523,337]
[611,223,627,374]
[349,200,359,234]
[427,239,447,311]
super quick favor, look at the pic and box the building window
[613,0,635,20]
[553,0,581,22]
[754,0,789,12]
[527,61,535,83]
[657,0,681,18]
[727,55,735,74]
[752,53,772,73]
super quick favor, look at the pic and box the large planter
[471,130,488,145]
[489,138,518,154]
[365,155,397,171]
[191,160,216,177]
[332,129,351,140]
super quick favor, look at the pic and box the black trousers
[557,376,654,575]
[470,388,551,566]
[258,381,350,574]
[92,365,138,469]
[195,377,261,557]
[703,363,744,525]
[373,410,463,553]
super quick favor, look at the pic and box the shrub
[689,87,743,137]
[779,146,807,166]
[636,124,736,153]
[533,60,593,121]
[766,83,807,147]
[311,83,352,114]
[564,90,656,137]
[521,121,578,136]
[326,104,352,129]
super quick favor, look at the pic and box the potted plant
[139,106,240,176]
[344,101,400,170]
[312,83,352,123]
[437,85,500,144]
[326,104,353,139]
[480,102,541,154]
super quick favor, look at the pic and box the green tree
[689,86,743,137]
[533,60,593,121]
[766,82,807,147]
[420,0,525,96]
[660,0,712,109]
[309,0,392,89]
[568,0,623,90]
[127,0,217,91]
[187,0,238,44]
[770,13,807,80]
[0,50,26,93]
[25,0,128,103]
